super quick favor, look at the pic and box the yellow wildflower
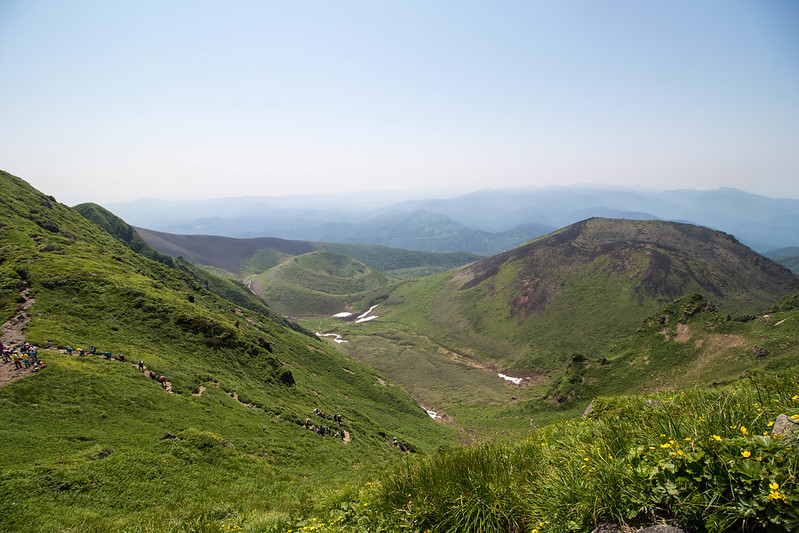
[770,482,780,490]
[711,435,722,441]
[740,426,749,435]
[742,450,751,458]
[660,443,672,449]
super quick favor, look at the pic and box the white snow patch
[357,305,378,319]
[354,315,378,323]
[422,407,439,419]
[244,279,257,295]
[332,312,353,318]
[316,332,348,344]
[498,373,523,385]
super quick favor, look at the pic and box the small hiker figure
[118,354,126,363]
[149,371,156,380]
[158,375,166,389]
[104,350,111,359]
[138,360,145,372]
[78,348,85,357]
[393,436,398,446]
[90,346,96,355]
[66,346,73,355]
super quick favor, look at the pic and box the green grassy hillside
[375,218,799,371]
[249,251,392,317]
[767,246,799,274]
[133,226,480,280]
[74,202,309,334]
[0,170,454,531]
[305,373,799,532]
[302,219,799,434]
[540,291,799,405]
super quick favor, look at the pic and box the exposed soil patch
[683,333,748,378]
[0,286,36,386]
[674,323,692,343]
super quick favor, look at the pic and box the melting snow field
[245,279,257,295]
[320,306,381,346]
[357,305,379,319]
[315,332,348,343]
[498,373,523,385]
[424,408,439,419]
[330,305,380,323]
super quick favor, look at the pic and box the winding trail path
[0,286,36,386]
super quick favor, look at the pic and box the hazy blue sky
[1,1,798,204]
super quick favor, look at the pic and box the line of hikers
[1,342,47,372]
[304,408,346,440]
[64,344,168,389]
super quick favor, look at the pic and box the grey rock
[772,414,799,438]
[638,526,685,533]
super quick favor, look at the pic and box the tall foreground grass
[336,373,798,532]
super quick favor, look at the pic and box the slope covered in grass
[251,251,393,317]
[280,374,799,532]
[543,291,799,404]
[371,218,799,373]
[0,170,454,531]
[133,226,480,279]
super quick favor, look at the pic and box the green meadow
[3,169,799,531]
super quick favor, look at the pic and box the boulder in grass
[638,526,686,533]
[771,414,799,439]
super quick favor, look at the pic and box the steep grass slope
[74,202,306,332]
[332,374,799,533]
[0,170,454,531]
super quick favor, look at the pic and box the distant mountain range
[105,186,799,255]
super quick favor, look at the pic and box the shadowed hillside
[132,224,480,279]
